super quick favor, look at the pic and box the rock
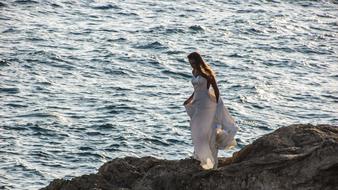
[41,124,338,190]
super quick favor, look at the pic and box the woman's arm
[184,92,194,105]
[184,69,196,105]
[210,77,220,103]
[188,92,194,100]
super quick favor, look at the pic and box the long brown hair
[187,52,216,80]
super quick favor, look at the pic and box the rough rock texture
[41,124,338,190]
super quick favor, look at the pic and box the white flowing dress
[184,74,238,170]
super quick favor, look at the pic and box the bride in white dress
[183,52,238,170]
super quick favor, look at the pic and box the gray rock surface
[41,124,338,190]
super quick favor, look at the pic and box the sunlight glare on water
[0,0,337,189]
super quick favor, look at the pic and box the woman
[183,52,238,170]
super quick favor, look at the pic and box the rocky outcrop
[41,124,338,190]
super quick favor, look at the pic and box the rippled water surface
[1,0,337,189]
